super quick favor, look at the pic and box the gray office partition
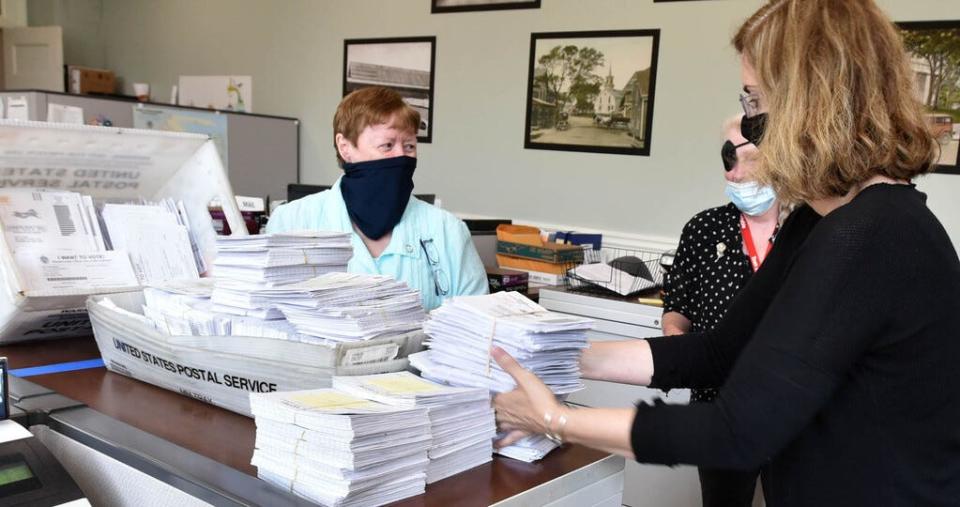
[0,90,299,202]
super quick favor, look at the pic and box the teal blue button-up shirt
[265,177,488,310]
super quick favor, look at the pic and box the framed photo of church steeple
[524,29,661,156]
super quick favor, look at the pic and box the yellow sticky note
[288,391,376,410]
[365,375,442,395]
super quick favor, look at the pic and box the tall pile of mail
[410,291,593,461]
[210,232,353,319]
[333,371,495,483]
[251,388,432,507]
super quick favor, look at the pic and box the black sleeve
[661,217,699,317]
[647,205,820,390]
[631,208,891,469]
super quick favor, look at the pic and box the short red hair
[333,87,420,165]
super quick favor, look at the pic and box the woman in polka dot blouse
[660,115,781,507]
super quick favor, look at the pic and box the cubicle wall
[0,90,299,202]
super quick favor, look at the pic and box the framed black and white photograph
[432,0,540,14]
[898,20,960,175]
[343,37,436,142]
[524,29,660,156]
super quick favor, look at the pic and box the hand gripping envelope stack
[90,231,427,416]
[0,120,247,344]
[410,290,594,462]
[249,372,495,506]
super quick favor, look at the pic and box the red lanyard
[740,214,774,272]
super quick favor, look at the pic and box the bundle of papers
[251,388,431,507]
[414,291,592,394]
[333,372,495,483]
[0,189,105,253]
[411,291,593,462]
[568,259,660,296]
[211,232,353,318]
[254,273,425,344]
[101,201,202,284]
[142,279,231,336]
[0,190,206,293]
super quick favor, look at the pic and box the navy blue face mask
[340,155,416,240]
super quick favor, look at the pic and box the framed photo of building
[432,0,540,14]
[898,20,960,175]
[524,30,661,156]
[343,37,436,142]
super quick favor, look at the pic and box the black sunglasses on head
[721,140,752,172]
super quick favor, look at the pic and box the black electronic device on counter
[0,357,87,506]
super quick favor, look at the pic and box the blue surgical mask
[340,155,416,240]
[725,181,776,216]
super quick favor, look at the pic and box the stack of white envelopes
[211,232,353,319]
[251,388,432,507]
[410,291,593,462]
[141,278,229,336]
[261,273,426,344]
[333,371,495,483]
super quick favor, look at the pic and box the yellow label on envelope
[365,374,442,394]
[287,391,377,411]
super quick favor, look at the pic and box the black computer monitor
[287,183,331,202]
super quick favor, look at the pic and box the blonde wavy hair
[733,0,938,203]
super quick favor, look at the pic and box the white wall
[26,0,960,249]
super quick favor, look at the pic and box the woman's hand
[491,346,561,448]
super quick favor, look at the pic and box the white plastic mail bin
[88,291,424,416]
[0,120,246,343]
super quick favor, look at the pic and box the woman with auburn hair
[267,86,488,311]
[492,1,960,505]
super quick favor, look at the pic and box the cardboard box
[496,241,584,264]
[67,65,116,95]
[0,120,246,343]
[88,291,424,417]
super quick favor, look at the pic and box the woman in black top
[662,116,781,506]
[492,0,960,505]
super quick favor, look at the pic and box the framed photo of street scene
[343,36,436,142]
[897,20,960,175]
[524,29,661,156]
[432,0,540,14]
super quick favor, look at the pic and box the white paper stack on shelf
[410,291,593,462]
[250,388,431,507]
[333,371,495,484]
[210,232,353,319]
[246,273,426,344]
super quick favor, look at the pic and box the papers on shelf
[568,262,658,296]
[251,388,431,506]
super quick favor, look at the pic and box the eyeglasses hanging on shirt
[420,238,450,297]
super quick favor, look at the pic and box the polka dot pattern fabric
[663,203,754,403]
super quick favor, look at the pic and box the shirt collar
[331,176,421,260]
